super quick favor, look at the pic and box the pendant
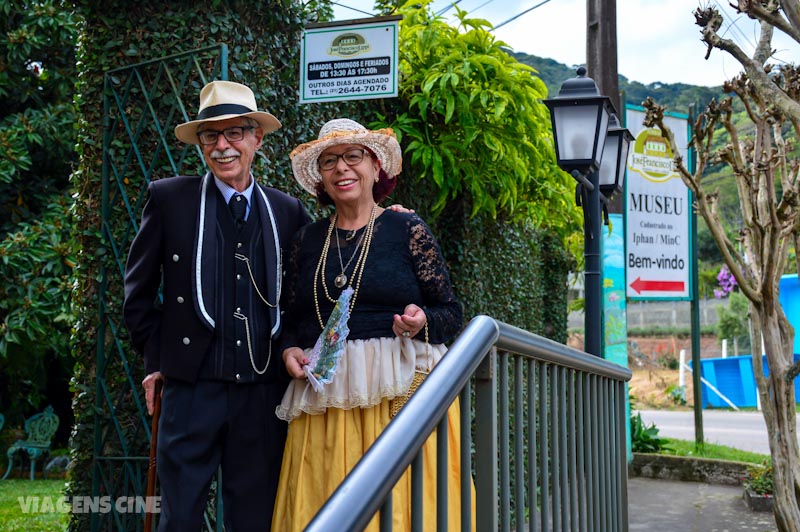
[334,274,347,288]
[345,230,356,241]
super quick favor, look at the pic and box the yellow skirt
[271,397,476,531]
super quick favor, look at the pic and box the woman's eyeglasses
[317,148,369,171]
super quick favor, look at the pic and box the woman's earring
[374,176,379,183]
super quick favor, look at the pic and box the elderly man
[123,80,309,530]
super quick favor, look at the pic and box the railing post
[475,348,497,532]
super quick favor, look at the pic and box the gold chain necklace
[313,203,377,329]
[334,228,365,288]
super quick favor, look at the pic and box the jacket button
[182,337,190,345]
[236,307,241,313]
[236,274,242,280]
[237,242,243,249]
[172,254,180,262]
[177,296,185,303]
[235,373,241,381]
[236,340,242,347]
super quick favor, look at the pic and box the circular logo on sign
[328,33,371,57]
[629,128,676,182]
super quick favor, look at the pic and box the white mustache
[211,148,240,158]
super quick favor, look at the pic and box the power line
[330,1,375,17]
[712,0,755,52]
[469,0,500,15]
[436,0,465,16]
[493,0,554,31]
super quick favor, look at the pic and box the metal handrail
[305,315,632,531]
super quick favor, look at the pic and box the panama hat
[290,118,402,195]
[174,80,281,145]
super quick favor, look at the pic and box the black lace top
[279,209,463,350]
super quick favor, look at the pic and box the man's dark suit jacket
[123,173,309,382]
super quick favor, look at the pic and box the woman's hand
[393,304,427,339]
[283,347,308,379]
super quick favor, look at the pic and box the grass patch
[0,479,69,532]
[661,438,770,464]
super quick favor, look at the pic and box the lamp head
[543,67,615,175]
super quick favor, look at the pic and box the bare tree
[643,3,800,529]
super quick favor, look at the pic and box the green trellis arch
[93,45,228,532]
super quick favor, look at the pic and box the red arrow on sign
[630,277,686,294]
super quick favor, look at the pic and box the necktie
[229,194,247,229]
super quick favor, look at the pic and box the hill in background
[509,51,724,116]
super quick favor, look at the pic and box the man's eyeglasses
[197,126,254,145]
[318,148,369,171]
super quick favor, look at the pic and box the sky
[331,0,800,87]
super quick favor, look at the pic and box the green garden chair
[2,406,59,480]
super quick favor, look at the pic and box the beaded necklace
[313,203,378,329]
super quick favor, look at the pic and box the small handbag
[390,324,430,418]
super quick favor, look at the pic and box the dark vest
[197,190,276,382]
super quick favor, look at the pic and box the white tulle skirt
[276,336,447,421]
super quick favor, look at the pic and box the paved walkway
[629,477,776,531]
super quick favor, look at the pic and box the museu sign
[625,106,692,300]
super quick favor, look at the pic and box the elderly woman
[271,118,472,531]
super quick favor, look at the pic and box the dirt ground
[567,334,725,409]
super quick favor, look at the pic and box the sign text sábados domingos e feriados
[299,17,400,104]
[625,106,693,300]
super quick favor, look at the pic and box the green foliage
[0,197,75,357]
[716,292,751,352]
[630,412,668,453]
[382,1,580,236]
[0,197,76,424]
[665,384,687,405]
[0,0,78,233]
[745,460,774,496]
[0,0,78,458]
[698,261,722,299]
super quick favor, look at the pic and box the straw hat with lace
[290,118,402,195]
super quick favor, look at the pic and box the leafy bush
[383,1,580,234]
[716,291,751,353]
[630,412,668,453]
[745,460,773,496]
[665,384,687,405]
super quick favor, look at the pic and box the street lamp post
[544,68,632,357]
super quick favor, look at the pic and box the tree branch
[734,0,800,44]
[779,0,800,40]
[696,7,800,121]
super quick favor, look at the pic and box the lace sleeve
[407,215,463,343]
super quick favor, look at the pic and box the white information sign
[299,18,400,104]
[625,107,692,300]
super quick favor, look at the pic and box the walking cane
[145,377,164,532]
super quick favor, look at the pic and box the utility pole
[586,0,620,113]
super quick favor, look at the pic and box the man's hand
[283,347,308,379]
[386,204,414,214]
[142,372,163,415]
